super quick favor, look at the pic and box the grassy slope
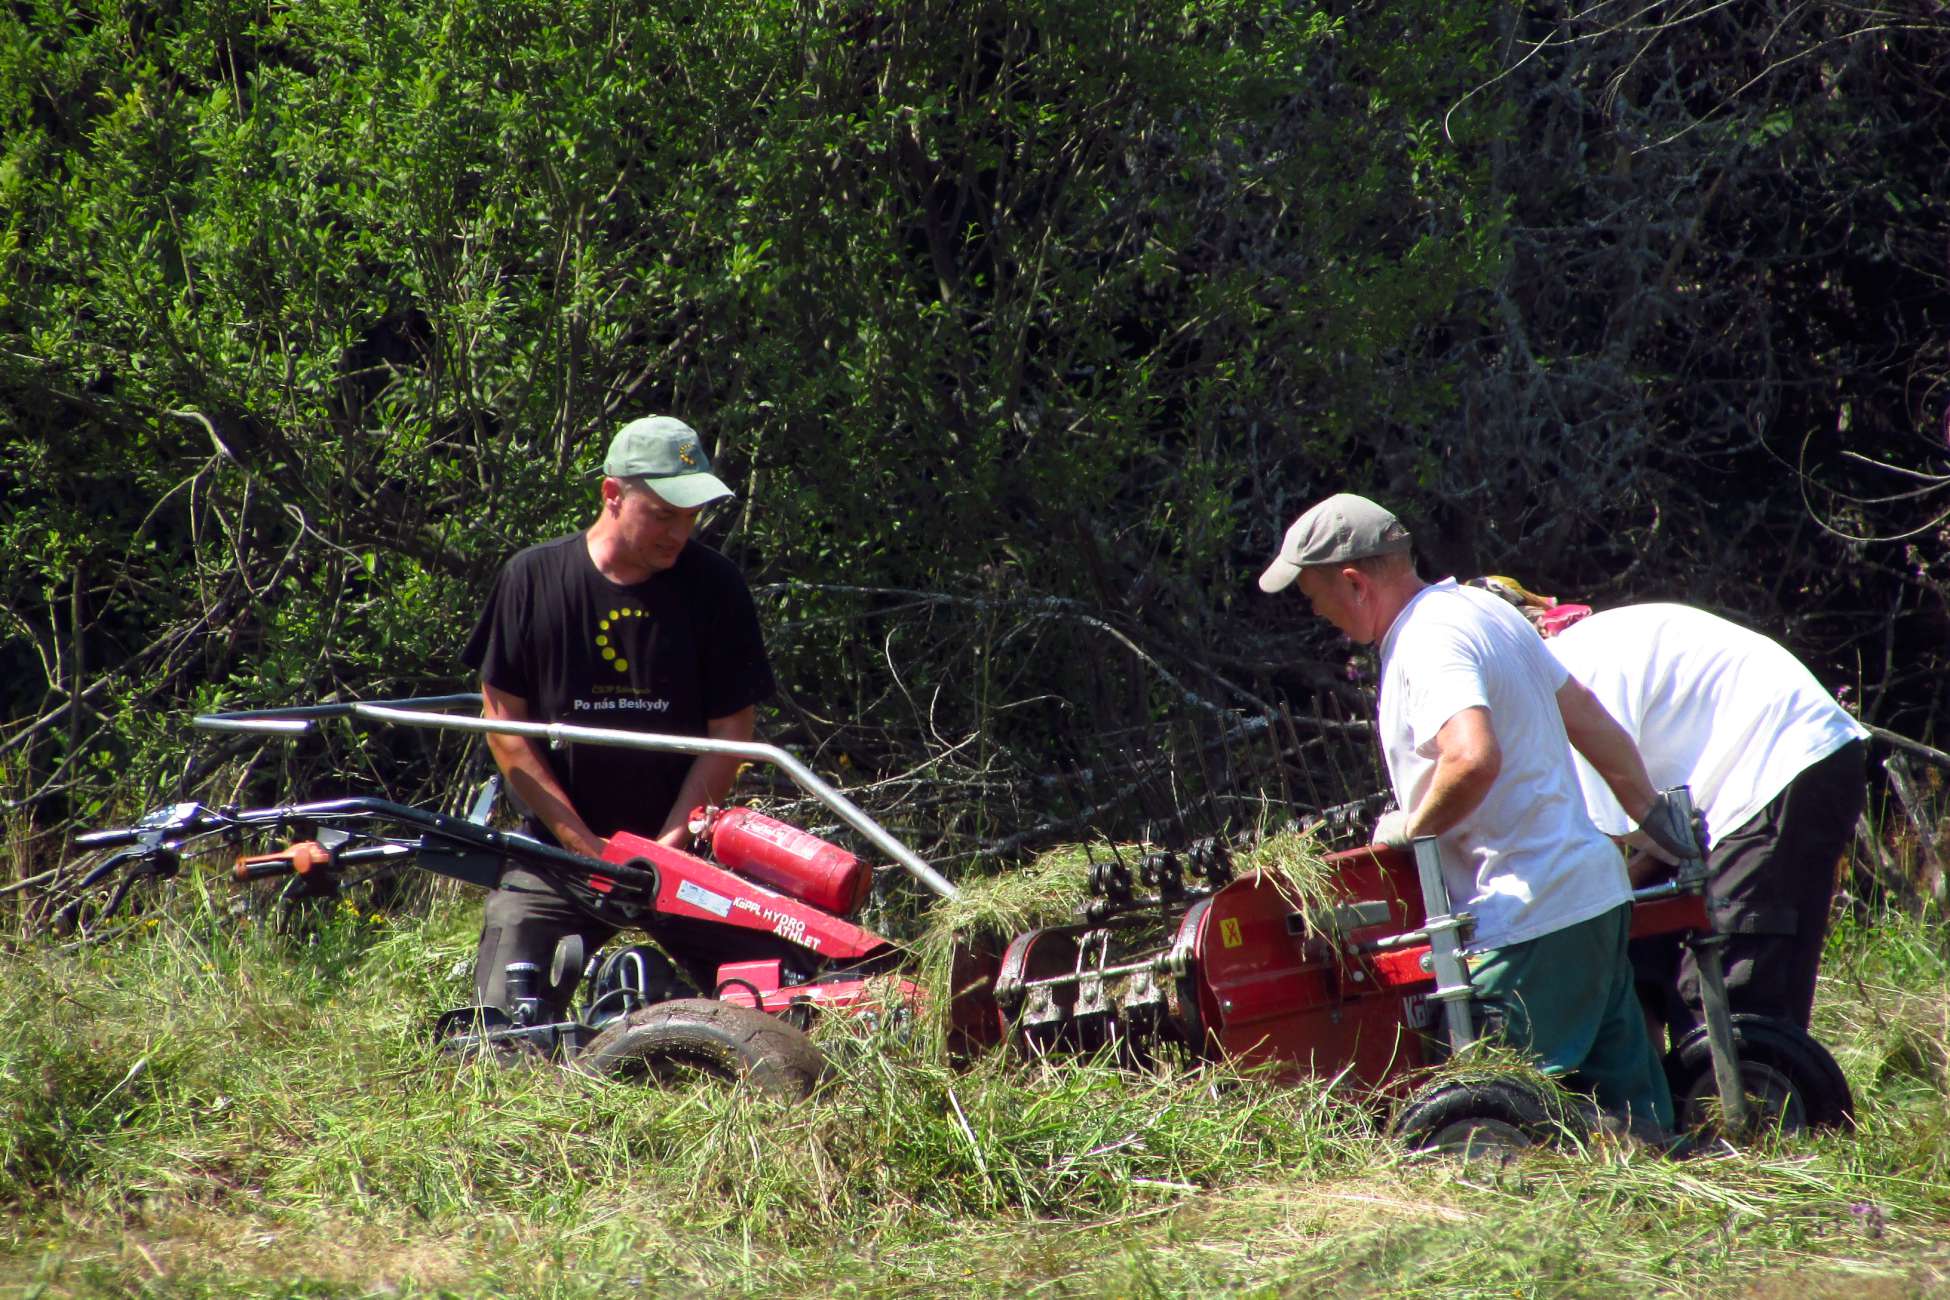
[2,860,1948,1299]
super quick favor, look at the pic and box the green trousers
[1470,903,1675,1130]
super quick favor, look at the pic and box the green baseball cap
[602,416,734,509]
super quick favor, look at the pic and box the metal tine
[1224,713,1255,845]
[1293,694,1329,822]
[1074,773,1107,894]
[1068,743,1133,888]
[1274,700,1302,819]
[1177,714,1232,881]
[1197,717,1234,844]
[1069,750,1111,861]
[1216,711,1245,829]
[1183,713,1213,824]
[1166,729,1191,843]
[1139,725,1178,843]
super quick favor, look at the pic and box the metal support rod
[1012,951,1174,994]
[347,703,960,901]
[1627,878,1686,903]
[1691,934,1752,1136]
[1660,784,1751,1134]
[194,693,480,735]
[1355,914,1474,956]
[1410,835,1476,1053]
[195,716,311,735]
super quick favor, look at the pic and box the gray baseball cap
[602,416,734,509]
[1257,493,1411,593]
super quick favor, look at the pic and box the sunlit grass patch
[3,850,1950,1297]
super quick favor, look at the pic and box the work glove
[1372,808,1414,849]
[1637,789,1708,864]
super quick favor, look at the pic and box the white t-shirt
[1547,603,1867,843]
[1378,580,1631,950]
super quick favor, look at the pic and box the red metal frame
[597,829,920,1022]
[1189,850,1435,1088]
[990,841,1719,1095]
[603,830,895,965]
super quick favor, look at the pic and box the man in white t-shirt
[1258,494,1699,1132]
[1540,603,1869,1043]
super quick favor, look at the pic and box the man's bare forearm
[1400,705,1502,839]
[482,686,606,859]
[1555,679,1655,820]
[656,706,757,845]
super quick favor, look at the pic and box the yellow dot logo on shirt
[594,608,651,673]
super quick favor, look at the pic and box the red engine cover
[600,830,892,964]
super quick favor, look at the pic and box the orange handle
[233,841,332,881]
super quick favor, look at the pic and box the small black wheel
[573,998,827,1099]
[1390,1076,1578,1156]
[1663,1014,1853,1138]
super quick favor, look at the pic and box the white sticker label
[676,878,732,918]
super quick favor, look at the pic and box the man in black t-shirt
[462,414,775,1015]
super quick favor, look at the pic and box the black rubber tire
[1663,1013,1853,1137]
[572,998,826,1099]
[1389,1077,1577,1156]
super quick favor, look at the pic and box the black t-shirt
[462,533,775,842]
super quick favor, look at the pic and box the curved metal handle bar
[194,716,313,735]
[348,703,960,901]
[192,693,482,733]
[201,689,483,721]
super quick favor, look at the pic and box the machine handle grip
[233,857,296,881]
[233,841,333,882]
[74,827,140,849]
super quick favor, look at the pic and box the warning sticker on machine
[676,878,732,918]
[1219,917,1243,949]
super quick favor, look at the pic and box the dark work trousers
[474,866,619,1018]
[1630,739,1867,1045]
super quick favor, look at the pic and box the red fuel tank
[691,806,873,917]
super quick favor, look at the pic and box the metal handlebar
[355,705,959,902]
[190,694,480,731]
[72,827,140,849]
[192,697,960,901]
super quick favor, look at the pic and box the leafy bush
[4,0,1944,882]
[0,0,1504,862]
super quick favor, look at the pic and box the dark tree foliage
[1419,0,1950,736]
[1,0,1942,879]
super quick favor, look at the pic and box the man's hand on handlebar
[1371,808,1414,850]
[564,830,610,861]
[1636,789,1709,864]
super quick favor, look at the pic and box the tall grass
[3,860,1949,1297]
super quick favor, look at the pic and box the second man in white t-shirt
[1259,494,1695,1134]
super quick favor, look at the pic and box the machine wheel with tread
[1663,1013,1853,1138]
[1390,1076,1580,1156]
[574,998,827,1099]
